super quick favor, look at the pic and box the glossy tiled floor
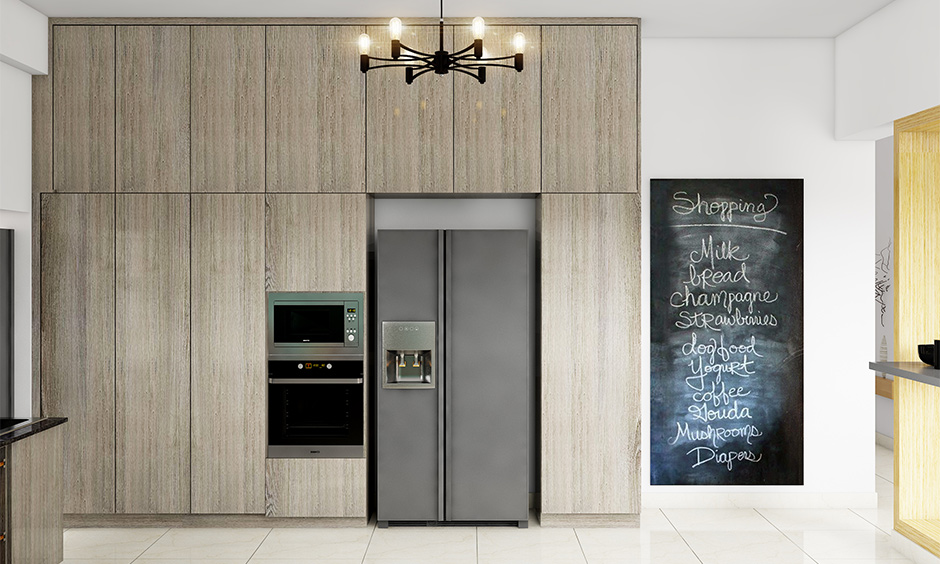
[63,445,908,564]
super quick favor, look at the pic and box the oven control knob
[297,363,303,369]
[327,363,332,369]
[348,334,355,341]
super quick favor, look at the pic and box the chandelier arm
[398,43,435,58]
[409,67,437,81]
[453,53,516,62]
[368,62,434,71]
[451,67,483,80]
[454,63,518,70]
[450,43,476,57]
[370,55,434,63]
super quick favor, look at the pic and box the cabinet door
[540,194,640,516]
[191,194,265,514]
[454,26,540,194]
[116,26,190,193]
[115,194,190,514]
[9,425,65,564]
[53,26,115,193]
[40,194,115,514]
[265,194,366,291]
[265,459,367,518]
[266,26,365,193]
[366,25,453,193]
[191,26,265,193]
[541,26,638,193]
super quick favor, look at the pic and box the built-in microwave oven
[266,292,363,360]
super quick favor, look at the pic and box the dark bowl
[918,344,935,365]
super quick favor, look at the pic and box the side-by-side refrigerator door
[446,230,528,522]
[376,230,440,522]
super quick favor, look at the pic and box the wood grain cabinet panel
[9,425,65,564]
[40,194,115,514]
[53,26,115,193]
[116,26,190,193]
[265,459,367,518]
[265,194,367,291]
[115,194,191,514]
[266,26,365,193]
[540,194,641,516]
[454,25,540,194]
[191,194,266,514]
[366,25,453,193]
[191,26,265,193]
[541,26,638,193]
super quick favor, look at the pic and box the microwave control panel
[344,301,359,345]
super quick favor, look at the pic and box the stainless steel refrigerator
[376,229,528,527]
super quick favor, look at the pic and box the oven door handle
[268,378,364,384]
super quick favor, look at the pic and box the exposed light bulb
[512,32,526,54]
[472,17,486,40]
[389,17,403,41]
[358,33,371,55]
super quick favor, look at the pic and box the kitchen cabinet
[265,459,367,518]
[366,25,454,194]
[453,25,540,194]
[191,26,265,193]
[541,26,638,193]
[39,194,115,514]
[6,423,66,564]
[116,26,190,193]
[52,26,115,193]
[264,194,367,291]
[540,194,641,522]
[190,194,266,514]
[115,194,191,514]
[266,26,365,193]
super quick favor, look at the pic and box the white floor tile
[663,508,778,532]
[63,528,167,560]
[814,559,915,564]
[576,528,699,563]
[476,526,585,563]
[135,560,249,564]
[249,560,363,564]
[876,445,894,483]
[638,509,679,531]
[61,560,134,564]
[680,530,815,564]
[140,528,270,559]
[851,506,895,534]
[784,529,907,560]
[757,508,879,531]
[364,527,476,562]
[251,527,373,560]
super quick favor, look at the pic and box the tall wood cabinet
[40,194,115,514]
[540,194,641,521]
[190,194,266,514]
[115,194,191,514]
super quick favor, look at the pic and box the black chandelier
[358,1,525,84]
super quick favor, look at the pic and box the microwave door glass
[274,305,344,343]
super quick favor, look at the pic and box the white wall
[642,38,876,507]
[835,0,940,140]
[0,0,47,417]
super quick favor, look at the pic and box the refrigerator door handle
[437,229,447,522]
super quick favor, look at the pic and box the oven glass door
[273,304,344,344]
[268,379,363,456]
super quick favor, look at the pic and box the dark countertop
[0,417,67,447]
[870,361,940,388]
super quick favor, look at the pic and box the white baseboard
[893,529,940,563]
[643,492,878,509]
[876,432,894,450]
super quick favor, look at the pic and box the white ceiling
[20,0,895,38]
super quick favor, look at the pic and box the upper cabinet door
[191,26,265,193]
[454,25,540,194]
[366,25,453,194]
[266,26,365,193]
[541,26,638,194]
[116,26,191,193]
[53,26,115,193]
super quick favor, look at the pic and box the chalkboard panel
[650,179,803,486]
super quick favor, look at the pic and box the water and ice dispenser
[382,321,435,388]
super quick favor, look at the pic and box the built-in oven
[266,292,363,360]
[267,360,365,458]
